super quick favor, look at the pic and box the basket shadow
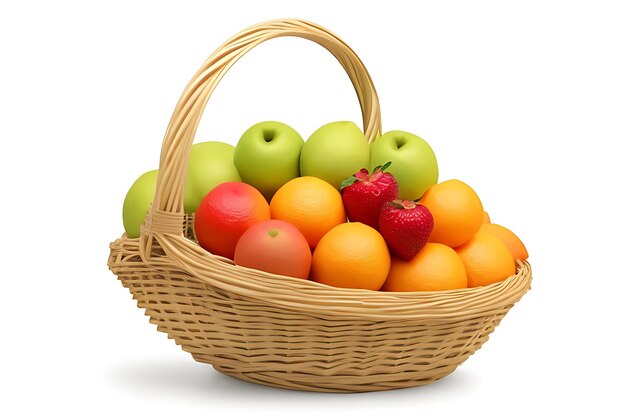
[107,357,476,402]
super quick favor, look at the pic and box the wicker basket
[108,19,532,393]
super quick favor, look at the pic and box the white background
[1,0,624,416]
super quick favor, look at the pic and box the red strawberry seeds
[379,199,434,261]
[340,162,399,230]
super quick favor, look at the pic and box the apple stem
[263,130,275,142]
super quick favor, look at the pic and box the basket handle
[145,19,381,237]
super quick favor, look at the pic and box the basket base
[202,356,458,393]
[109,234,531,394]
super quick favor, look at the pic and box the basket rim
[109,232,532,322]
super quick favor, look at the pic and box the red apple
[234,220,312,279]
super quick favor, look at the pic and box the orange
[419,179,484,248]
[455,231,516,288]
[311,222,390,290]
[382,243,467,292]
[480,223,528,261]
[483,211,491,223]
[194,182,270,260]
[270,176,346,248]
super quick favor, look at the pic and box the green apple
[233,121,303,200]
[369,130,438,200]
[300,121,370,189]
[184,141,241,213]
[123,170,158,238]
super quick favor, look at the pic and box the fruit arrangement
[110,18,533,394]
[123,120,528,291]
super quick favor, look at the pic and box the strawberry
[379,199,434,261]
[340,161,399,230]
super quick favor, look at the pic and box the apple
[234,220,312,279]
[123,170,158,238]
[184,141,241,213]
[369,130,438,200]
[300,121,370,189]
[122,142,240,237]
[194,182,270,259]
[233,121,303,200]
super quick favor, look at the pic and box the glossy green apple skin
[184,141,241,213]
[233,121,304,200]
[369,131,438,200]
[300,121,370,189]
[123,170,158,238]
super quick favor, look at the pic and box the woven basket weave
[108,19,532,393]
